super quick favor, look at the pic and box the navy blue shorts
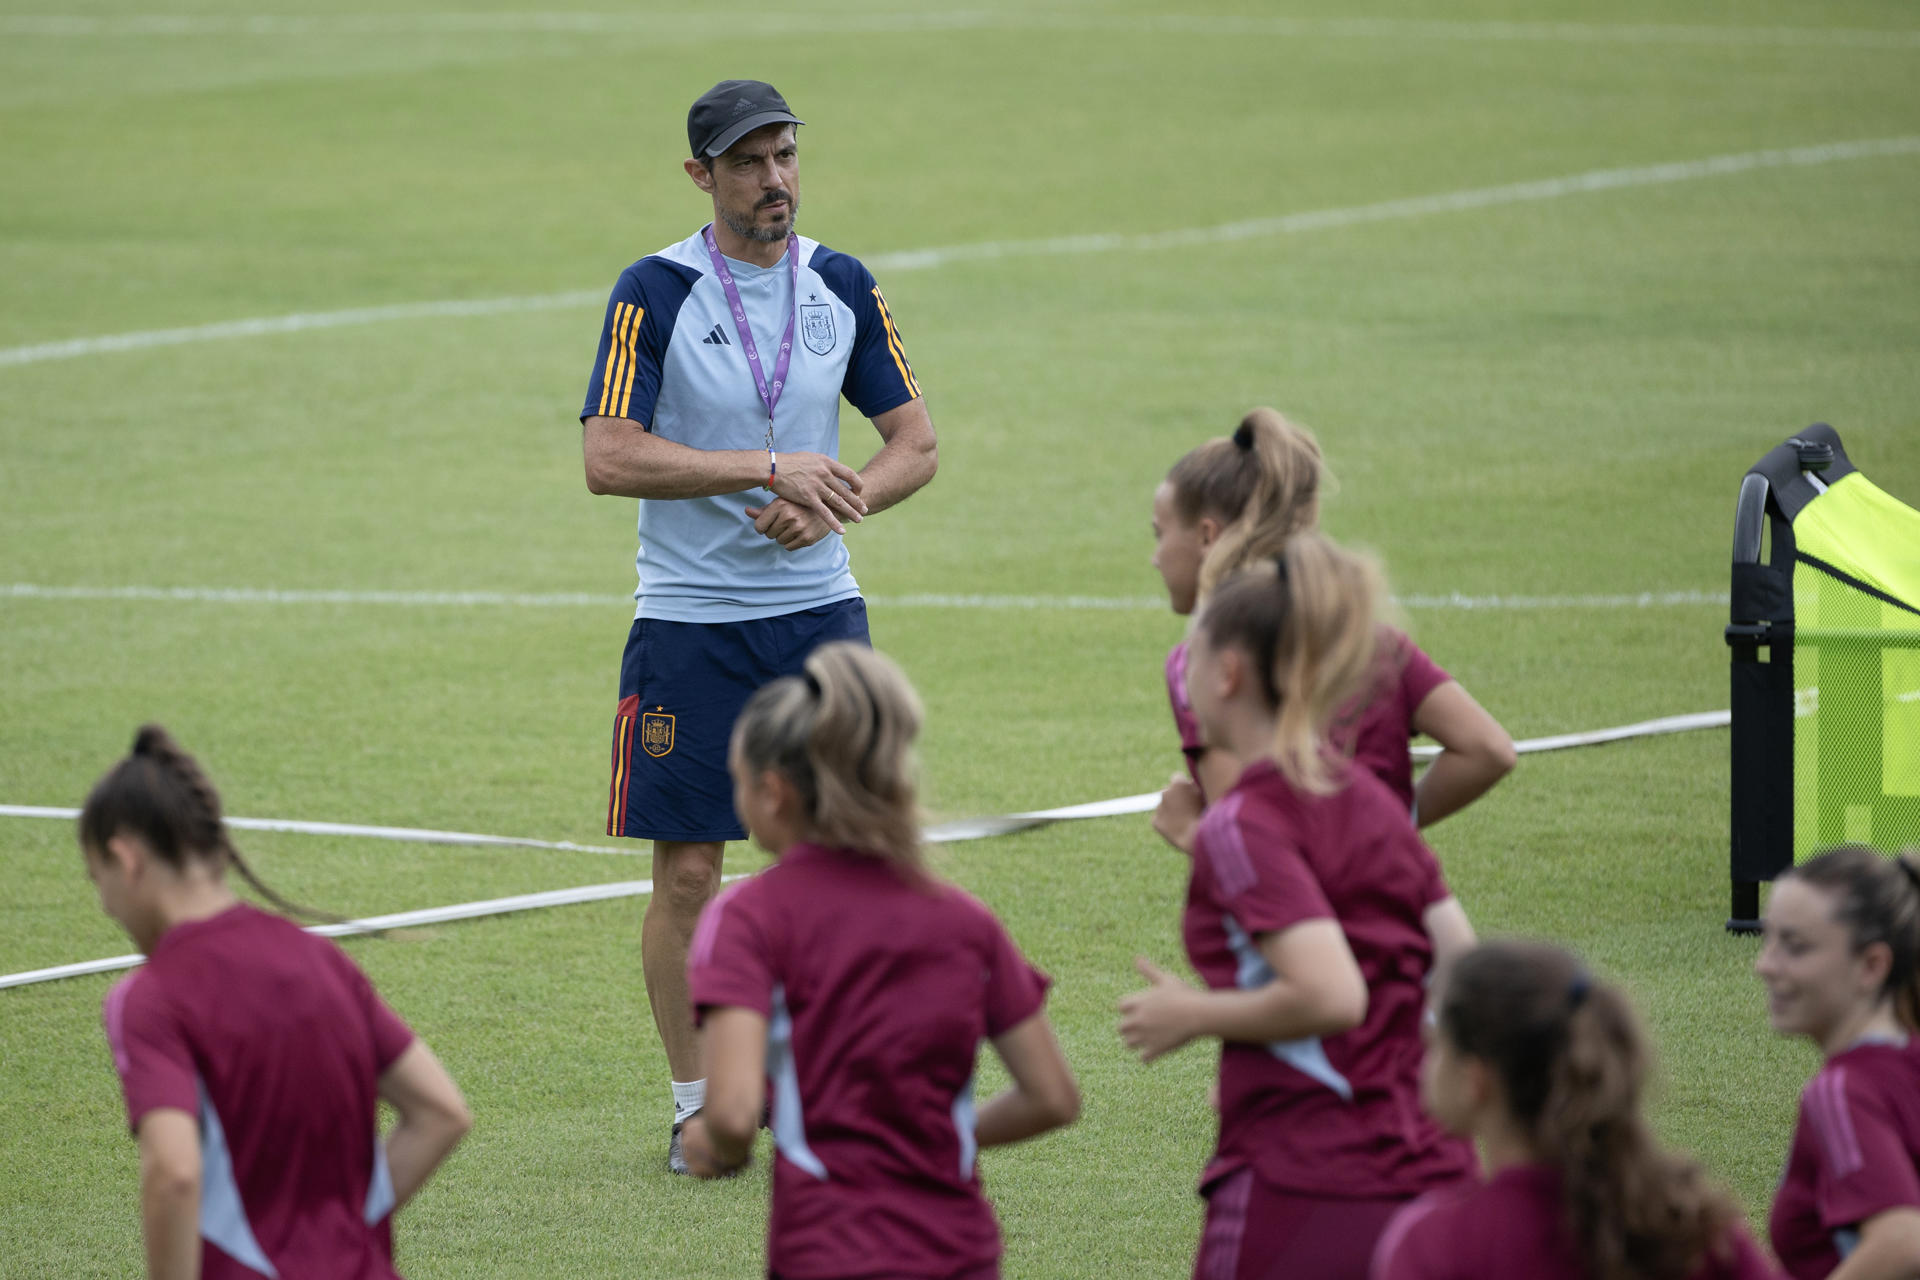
[607,598,870,842]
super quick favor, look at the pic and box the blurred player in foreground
[82,726,470,1279]
[1758,845,1920,1278]
[578,77,937,1172]
[1120,535,1478,1279]
[682,643,1079,1278]
[1371,940,1776,1280]
[1150,407,1513,819]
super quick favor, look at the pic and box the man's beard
[720,191,799,243]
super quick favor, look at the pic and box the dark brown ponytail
[79,725,341,923]
[1439,942,1740,1280]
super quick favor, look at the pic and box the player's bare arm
[746,396,937,549]
[136,1109,201,1280]
[1408,681,1515,828]
[1117,922,1367,1062]
[680,1006,766,1178]
[376,1040,473,1210]
[584,415,867,527]
[974,1011,1080,1148]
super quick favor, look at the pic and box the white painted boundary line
[4,13,1916,50]
[0,582,1728,611]
[4,137,1915,369]
[0,709,1729,990]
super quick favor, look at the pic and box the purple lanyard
[702,225,798,448]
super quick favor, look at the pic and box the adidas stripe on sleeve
[582,265,670,427]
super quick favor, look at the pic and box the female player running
[1150,407,1514,820]
[83,725,470,1279]
[1757,844,1920,1279]
[682,642,1080,1279]
[1371,941,1776,1280]
[1119,536,1478,1280]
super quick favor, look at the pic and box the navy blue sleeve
[580,258,698,426]
[811,247,921,419]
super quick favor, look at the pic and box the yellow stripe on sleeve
[606,303,639,419]
[596,302,628,416]
[616,306,645,419]
[871,288,920,399]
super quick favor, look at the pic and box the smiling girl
[1758,844,1920,1279]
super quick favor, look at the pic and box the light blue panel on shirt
[1223,915,1355,1102]
[198,1080,280,1277]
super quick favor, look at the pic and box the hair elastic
[1897,858,1920,898]
[1232,422,1255,451]
[802,670,823,698]
[1567,973,1592,1010]
[1272,553,1290,592]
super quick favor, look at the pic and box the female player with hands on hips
[681,642,1080,1280]
[1150,407,1514,822]
[1757,844,1920,1279]
[1119,535,1479,1280]
[1371,941,1778,1280]
[83,726,471,1280]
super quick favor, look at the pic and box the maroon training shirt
[688,844,1051,1279]
[1772,1037,1920,1278]
[1186,758,1475,1200]
[101,903,417,1279]
[1165,629,1450,807]
[1372,1164,1780,1280]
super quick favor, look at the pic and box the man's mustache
[758,191,792,208]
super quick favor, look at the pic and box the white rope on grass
[920,710,1736,841]
[0,874,749,992]
[0,804,638,856]
[0,708,1733,990]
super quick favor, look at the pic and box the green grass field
[4,0,1919,1275]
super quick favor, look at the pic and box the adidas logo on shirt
[702,325,731,346]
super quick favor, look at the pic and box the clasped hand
[745,451,867,550]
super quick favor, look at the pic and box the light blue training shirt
[582,227,921,623]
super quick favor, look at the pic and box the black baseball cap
[687,80,804,159]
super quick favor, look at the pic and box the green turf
[4,0,1919,1274]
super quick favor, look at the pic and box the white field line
[4,137,1917,370]
[0,707,1731,989]
[0,582,1727,611]
[3,12,1917,50]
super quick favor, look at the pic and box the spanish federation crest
[640,709,675,758]
[801,303,835,356]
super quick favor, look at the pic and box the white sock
[671,1078,706,1125]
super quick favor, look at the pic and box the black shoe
[669,1116,692,1176]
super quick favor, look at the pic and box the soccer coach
[578,79,937,1173]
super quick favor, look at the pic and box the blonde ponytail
[1195,533,1381,794]
[731,643,925,865]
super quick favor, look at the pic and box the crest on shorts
[801,304,835,355]
[641,709,675,758]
